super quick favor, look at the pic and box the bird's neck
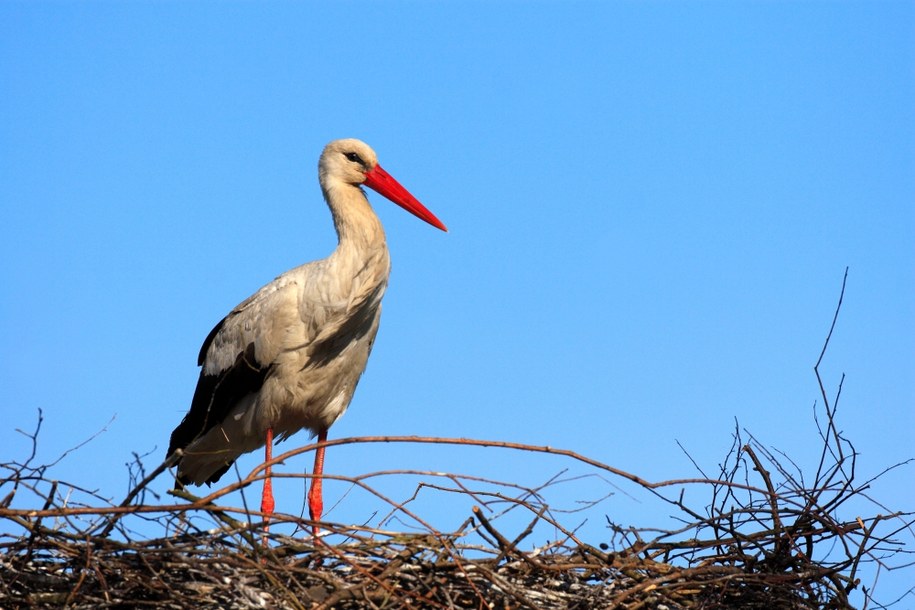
[323,183,391,279]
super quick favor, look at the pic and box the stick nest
[2,403,912,610]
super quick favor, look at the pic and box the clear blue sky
[2,2,912,604]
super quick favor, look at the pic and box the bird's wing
[168,261,387,465]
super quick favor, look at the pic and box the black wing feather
[197,316,226,366]
[167,317,272,485]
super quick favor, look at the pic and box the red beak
[363,164,448,232]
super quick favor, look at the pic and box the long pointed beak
[363,164,448,232]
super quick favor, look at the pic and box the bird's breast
[264,303,382,436]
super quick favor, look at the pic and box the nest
[1,274,912,609]
[2,404,911,610]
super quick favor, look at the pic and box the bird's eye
[344,152,365,165]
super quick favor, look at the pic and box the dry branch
[2,411,911,610]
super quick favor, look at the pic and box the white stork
[167,138,446,535]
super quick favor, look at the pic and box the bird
[167,138,446,536]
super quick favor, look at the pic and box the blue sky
[2,2,913,604]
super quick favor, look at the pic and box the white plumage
[167,138,446,531]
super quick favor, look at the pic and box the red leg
[307,430,327,537]
[261,427,275,545]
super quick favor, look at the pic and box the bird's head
[320,139,379,187]
[319,139,447,232]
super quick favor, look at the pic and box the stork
[167,139,446,536]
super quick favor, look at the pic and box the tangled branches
[1,408,912,609]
